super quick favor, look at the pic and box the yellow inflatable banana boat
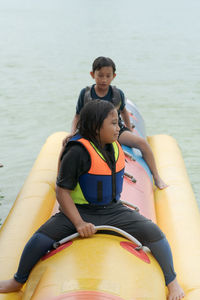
[0,101,200,300]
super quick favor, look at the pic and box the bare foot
[0,278,23,293]
[167,277,185,300]
[154,176,168,190]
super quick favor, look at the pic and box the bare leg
[0,278,23,293]
[167,277,185,300]
[119,131,168,189]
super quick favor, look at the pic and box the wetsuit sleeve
[118,89,126,111]
[56,144,90,190]
[76,88,86,114]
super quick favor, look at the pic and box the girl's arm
[56,185,96,237]
[59,113,80,174]
[120,107,132,131]
[57,144,66,175]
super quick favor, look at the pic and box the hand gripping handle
[53,225,142,250]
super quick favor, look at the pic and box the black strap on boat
[124,171,137,183]
[123,150,136,161]
[121,200,139,212]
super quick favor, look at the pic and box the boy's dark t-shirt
[76,85,126,129]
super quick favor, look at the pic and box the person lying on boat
[70,56,168,190]
[0,100,184,300]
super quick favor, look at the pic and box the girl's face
[98,109,120,147]
[90,66,116,92]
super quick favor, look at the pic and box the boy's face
[90,66,116,92]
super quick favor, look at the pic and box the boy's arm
[56,186,96,237]
[70,88,85,134]
[120,107,132,131]
[71,114,80,135]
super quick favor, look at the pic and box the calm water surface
[0,0,200,226]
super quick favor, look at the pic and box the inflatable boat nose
[50,291,125,300]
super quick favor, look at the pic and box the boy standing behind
[71,56,167,189]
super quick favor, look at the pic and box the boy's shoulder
[83,85,124,97]
[111,86,126,108]
[111,85,124,95]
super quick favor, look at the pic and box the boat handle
[121,200,139,212]
[53,225,142,250]
[123,150,135,161]
[124,171,137,183]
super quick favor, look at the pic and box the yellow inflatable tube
[148,134,200,300]
[0,132,200,299]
